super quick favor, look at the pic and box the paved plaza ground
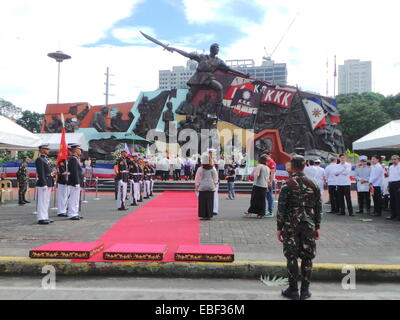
[0,189,399,265]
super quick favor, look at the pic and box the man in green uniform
[17,156,30,205]
[276,155,322,300]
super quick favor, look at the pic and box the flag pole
[333,55,337,97]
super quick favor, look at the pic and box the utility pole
[104,67,115,106]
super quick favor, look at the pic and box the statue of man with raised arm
[140,32,249,117]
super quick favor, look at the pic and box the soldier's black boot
[300,282,312,300]
[18,192,25,205]
[23,195,30,203]
[281,282,300,300]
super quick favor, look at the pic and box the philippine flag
[124,143,134,158]
[302,97,328,130]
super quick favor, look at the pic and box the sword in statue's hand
[140,31,173,53]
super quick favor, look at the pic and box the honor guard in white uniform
[149,162,156,196]
[143,161,152,199]
[67,144,83,220]
[56,158,69,217]
[129,154,141,206]
[35,144,54,225]
[137,155,144,202]
[116,150,129,211]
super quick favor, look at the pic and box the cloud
[112,26,157,45]
[182,0,265,27]
[223,0,400,95]
[0,0,143,111]
[1,0,399,115]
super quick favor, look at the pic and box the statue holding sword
[140,31,250,118]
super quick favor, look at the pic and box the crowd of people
[305,153,400,221]
[13,143,400,227]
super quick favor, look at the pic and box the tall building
[338,59,372,95]
[158,60,197,90]
[225,58,288,85]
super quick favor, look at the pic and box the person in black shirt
[226,164,236,200]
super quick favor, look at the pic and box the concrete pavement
[0,189,399,281]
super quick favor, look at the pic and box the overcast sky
[1,0,399,113]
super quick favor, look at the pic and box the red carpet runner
[74,191,199,262]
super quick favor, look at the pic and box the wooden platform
[103,244,168,261]
[175,245,234,263]
[29,242,104,259]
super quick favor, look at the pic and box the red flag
[56,118,68,167]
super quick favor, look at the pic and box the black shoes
[300,284,312,300]
[118,207,128,211]
[131,202,137,206]
[281,287,300,300]
[57,214,68,217]
[356,210,363,214]
[38,220,49,225]
[69,216,80,220]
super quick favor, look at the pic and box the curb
[1,257,400,282]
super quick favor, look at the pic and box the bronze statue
[44,115,63,133]
[92,106,111,132]
[111,111,124,132]
[140,32,249,109]
[176,92,195,115]
[162,102,174,136]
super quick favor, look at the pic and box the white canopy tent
[0,115,42,150]
[352,120,400,150]
[35,132,89,151]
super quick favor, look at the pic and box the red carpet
[74,191,199,262]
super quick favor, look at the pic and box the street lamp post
[47,50,71,104]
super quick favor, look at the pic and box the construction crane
[262,11,300,62]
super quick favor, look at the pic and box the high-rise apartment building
[226,58,288,85]
[338,59,372,94]
[158,60,197,90]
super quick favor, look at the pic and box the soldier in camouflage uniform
[276,155,322,300]
[17,156,30,205]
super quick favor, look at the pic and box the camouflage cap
[290,154,306,168]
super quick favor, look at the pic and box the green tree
[0,98,22,120]
[16,110,44,133]
[338,100,391,149]
[381,93,400,120]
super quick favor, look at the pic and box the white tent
[352,120,400,150]
[35,132,89,151]
[0,115,42,150]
